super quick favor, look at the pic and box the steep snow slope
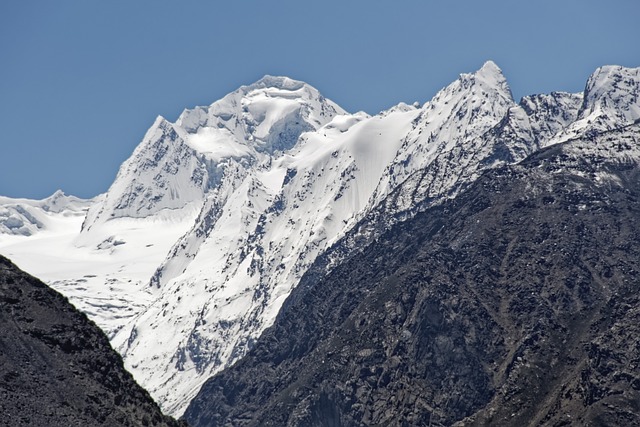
[113,107,416,415]
[289,80,584,317]
[366,61,514,208]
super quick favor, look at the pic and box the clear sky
[1,0,639,199]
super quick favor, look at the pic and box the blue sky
[1,0,639,199]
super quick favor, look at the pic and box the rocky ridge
[184,123,640,427]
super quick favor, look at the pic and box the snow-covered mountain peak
[581,64,640,121]
[364,61,515,209]
[82,77,347,231]
[243,74,306,91]
[176,76,346,155]
[81,115,207,229]
[478,59,501,74]
[545,65,640,145]
[40,190,90,213]
[418,61,514,125]
[379,102,419,117]
[453,60,512,101]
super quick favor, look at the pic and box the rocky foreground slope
[0,256,184,427]
[184,124,640,426]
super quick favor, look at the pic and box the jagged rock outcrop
[0,255,185,427]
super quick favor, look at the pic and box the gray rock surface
[184,125,640,426]
[0,256,185,427]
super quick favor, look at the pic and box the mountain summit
[82,76,344,228]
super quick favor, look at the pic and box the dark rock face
[183,126,640,426]
[0,256,185,427]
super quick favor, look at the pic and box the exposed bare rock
[0,256,185,427]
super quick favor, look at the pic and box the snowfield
[0,196,199,338]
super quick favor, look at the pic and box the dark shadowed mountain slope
[184,124,640,427]
[0,256,185,427]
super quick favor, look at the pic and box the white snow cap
[582,64,640,121]
[176,75,345,139]
[467,60,513,101]
[243,75,307,91]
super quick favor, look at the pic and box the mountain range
[1,61,638,423]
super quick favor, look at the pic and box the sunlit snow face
[177,76,345,157]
